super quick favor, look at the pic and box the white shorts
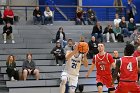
[61,71,78,87]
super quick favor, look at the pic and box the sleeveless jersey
[120,56,138,81]
[64,54,83,76]
[93,53,114,76]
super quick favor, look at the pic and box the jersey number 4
[72,63,77,69]
[127,62,133,71]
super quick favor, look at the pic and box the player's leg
[60,72,68,93]
[97,82,103,93]
[108,87,115,93]
[115,82,128,93]
[69,75,78,93]
[130,82,140,93]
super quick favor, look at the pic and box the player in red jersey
[113,44,140,93]
[86,43,115,93]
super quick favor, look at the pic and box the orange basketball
[78,42,89,53]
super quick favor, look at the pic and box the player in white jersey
[60,45,88,93]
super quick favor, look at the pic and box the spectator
[6,55,19,81]
[56,27,67,48]
[3,6,14,24]
[44,6,53,25]
[103,24,117,42]
[87,8,97,25]
[134,35,140,49]
[64,39,74,53]
[113,0,123,14]
[91,22,103,42]
[126,0,137,20]
[128,18,136,32]
[114,13,121,26]
[22,53,40,80]
[119,16,131,37]
[0,10,3,25]
[113,23,124,42]
[88,36,99,59]
[3,22,15,44]
[33,6,44,25]
[130,29,139,45]
[76,6,86,25]
[51,41,65,66]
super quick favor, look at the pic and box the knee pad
[108,87,115,92]
[69,87,76,93]
[97,82,103,87]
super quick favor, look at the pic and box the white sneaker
[107,41,110,42]
[50,24,53,25]
[11,77,15,81]
[114,41,117,42]
[4,41,6,44]
[12,40,15,44]
[56,64,59,66]
[63,64,66,66]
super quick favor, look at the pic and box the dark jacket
[128,22,136,31]
[22,60,36,70]
[33,9,42,17]
[103,27,114,34]
[3,25,12,35]
[92,25,102,35]
[51,46,65,56]
[88,40,99,54]
[56,31,66,41]
[0,11,2,18]
[6,62,16,70]
[119,21,127,28]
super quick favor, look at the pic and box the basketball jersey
[94,53,114,76]
[64,54,83,76]
[120,56,138,81]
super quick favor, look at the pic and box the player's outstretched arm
[86,63,95,78]
[82,53,88,68]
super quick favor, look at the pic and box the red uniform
[92,52,114,88]
[115,56,140,93]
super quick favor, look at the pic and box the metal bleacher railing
[0,5,126,21]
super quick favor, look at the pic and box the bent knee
[69,87,76,93]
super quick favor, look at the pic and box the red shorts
[96,74,114,88]
[115,81,140,93]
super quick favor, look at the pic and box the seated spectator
[103,24,117,42]
[56,27,67,48]
[33,6,44,25]
[113,23,124,42]
[130,29,139,45]
[91,22,103,42]
[3,22,15,44]
[0,10,3,25]
[114,13,121,26]
[88,36,99,59]
[3,6,14,25]
[6,55,19,81]
[22,53,40,80]
[44,6,53,25]
[128,18,136,32]
[51,41,65,66]
[87,8,97,25]
[75,6,86,25]
[119,16,131,37]
[64,39,74,53]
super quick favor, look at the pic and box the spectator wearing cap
[51,41,65,66]
[3,22,15,44]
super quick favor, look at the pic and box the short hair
[124,44,134,56]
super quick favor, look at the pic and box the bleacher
[0,21,127,93]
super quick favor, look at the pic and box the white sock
[60,83,66,93]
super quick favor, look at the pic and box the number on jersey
[127,62,133,71]
[72,63,77,69]
[100,65,105,70]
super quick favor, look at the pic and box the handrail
[0,5,126,8]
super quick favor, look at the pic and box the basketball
[78,42,89,53]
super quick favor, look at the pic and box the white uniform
[61,54,83,87]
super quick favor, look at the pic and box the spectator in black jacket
[88,36,99,58]
[128,18,136,32]
[51,41,65,66]
[91,22,103,42]
[6,55,19,81]
[56,27,67,48]
[22,53,40,80]
[33,6,44,25]
[0,11,3,25]
[87,8,97,25]
[3,22,15,44]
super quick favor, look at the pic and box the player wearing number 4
[113,44,140,93]
[60,44,88,93]
[86,43,116,93]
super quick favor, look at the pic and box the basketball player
[60,44,88,93]
[86,43,115,93]
[113,44,140,93]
